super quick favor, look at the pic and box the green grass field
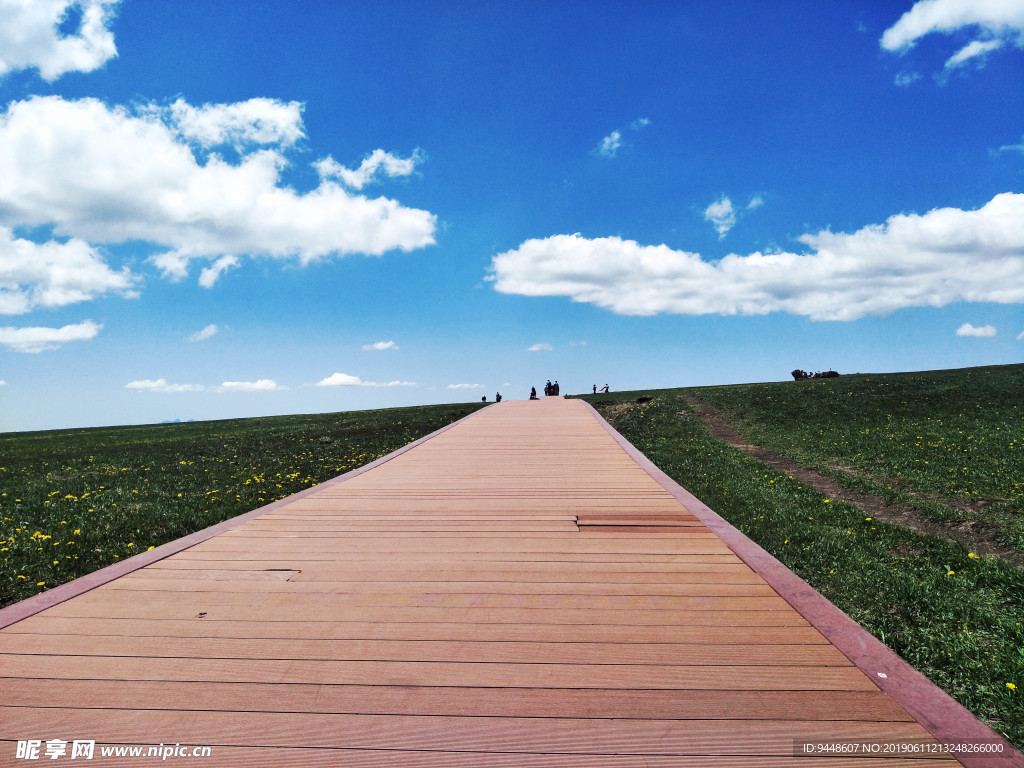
[0,402,485,608]
[676,364,1024,552]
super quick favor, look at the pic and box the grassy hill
[2,365,1021,746]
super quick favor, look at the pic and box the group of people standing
[529,380,560,400]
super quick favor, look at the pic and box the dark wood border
[0,405,489,630]
[581,400,1020,768]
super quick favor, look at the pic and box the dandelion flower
[1008,683,1017,690]
[947,570,955,575]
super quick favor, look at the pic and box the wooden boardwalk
[0,398,1017,766]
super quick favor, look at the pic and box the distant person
[545,380,552,396]
[495,392,502,402]
[600,384,609,393]
[530,386,538,400]
[553,381,560,395]
[481,395,487,402]
[593,384,597,394]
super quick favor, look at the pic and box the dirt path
[685,397,1024,568]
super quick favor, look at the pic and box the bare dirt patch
[686,397,1024,568]
[602,402,636,423]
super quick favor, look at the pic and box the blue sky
[1,0,1022,432]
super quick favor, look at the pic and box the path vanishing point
[1,397,1019,766]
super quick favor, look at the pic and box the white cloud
[0,379,5,386]
[0,96,437,286]
[446,383,483,390]
[125,378,203,393]
[488,192,1024,322]
[166,98,305,148]
[187,324,219,342]
[219,379,285,392]
[362,340,398,351]
[1017,329,1024,340]
[999,135,1024,153]
[704,197,737,239]
[747,196,764,211]
[0,319,101,352]
[945,38,1005,68]
[0,226,137,315]
[0,0,120,81]
[314,372,414,387]
[597,130,622,158]
[894,70,923,86]
[881,0,1024,73]
[315,149,423,190]
[596,119,651,159]
[956,322,997,337]
[527,343,553,352]
[198,255,239,288]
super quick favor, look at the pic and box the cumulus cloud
[0,96,437,286]
[314,372,414,387]
[219,379,285,392]
[446,383,483,390]
[703,195,763,239]
[488,192,1024,322]
[0,319,101,352]
[0,226,137,315]
[0,0,120,81]
[362,340,398,351]
[704,197,737,239]
[126,378,203,393]
[527,343,553,352]
[315,149,423,190]
[187,324,219,342]
[881,0,1024,72]
[597,130,622,158]
[0,380,5,386]
[596,118,651,158]
[165,98,305,148]
[198,256,239,288]
[956,322,997,337]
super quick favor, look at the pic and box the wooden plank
[0,678,912,720]
[0,654,878,689]
[0,635,852,665]
[5,616,830,643]
[0,709,943,754]
[106,576,780,597]
[70,588,791,612]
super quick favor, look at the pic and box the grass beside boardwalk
[0,402,485,608]
[577,376,1023,749]
[688,364,1024,552]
